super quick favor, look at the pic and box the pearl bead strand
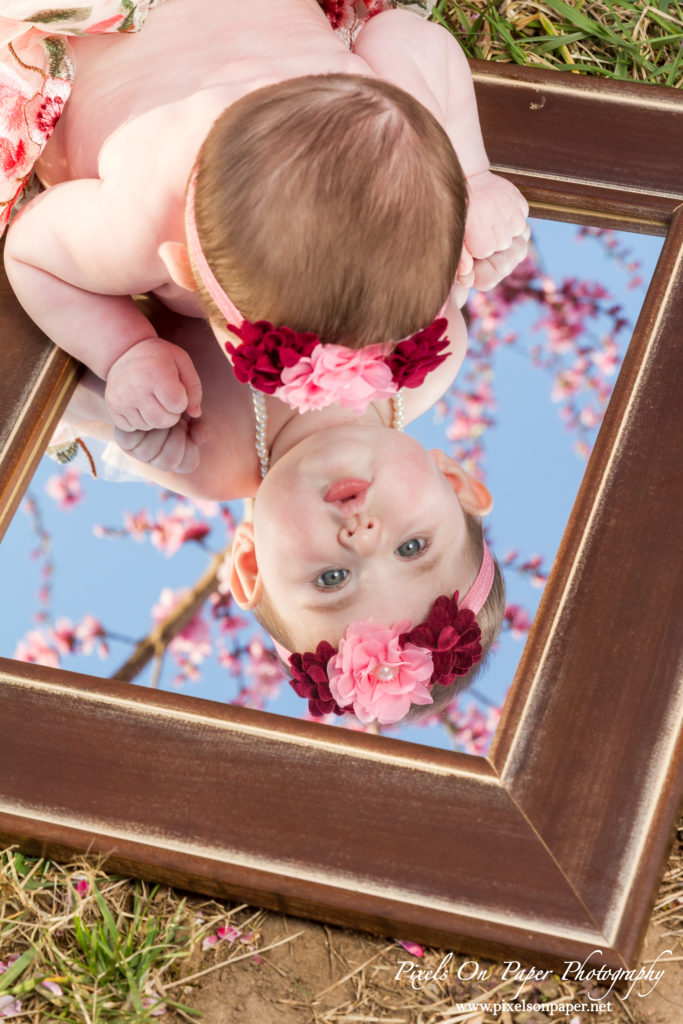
[250,387,405,479]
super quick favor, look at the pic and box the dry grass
[2,821,682,1021]
[435,0,683,86]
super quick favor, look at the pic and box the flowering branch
[111,546,231,684]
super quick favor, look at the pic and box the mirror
[1,61,680,969]
[0,218,664,753]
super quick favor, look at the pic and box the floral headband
[276,541,495,726]
[185,167,451,414]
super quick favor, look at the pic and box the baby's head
[190,74,466,347]
[228,425,505,725]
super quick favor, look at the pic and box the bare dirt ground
[158,823,683,1024]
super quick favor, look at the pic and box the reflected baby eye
[315,568,349,589]
[396,538,429,558]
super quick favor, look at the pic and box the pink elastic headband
[185,166,243,323]
[461,538,494,616]
[272,540,494,666]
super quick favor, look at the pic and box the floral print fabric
[0,0,434,233]
[0,1,163,231]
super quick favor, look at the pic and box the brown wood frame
[1,64,682,969]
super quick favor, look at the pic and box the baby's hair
[252,510,505,722]
[193,73,467,347]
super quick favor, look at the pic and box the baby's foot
[104,337,202,433]
[113,417,207,474]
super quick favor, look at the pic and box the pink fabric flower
[327,621,433,725]
[277,343,397,414]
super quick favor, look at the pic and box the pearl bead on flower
[374,663,399,682]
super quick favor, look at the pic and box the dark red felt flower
[399,591,482,686]
[288,641,350,717]
[319,0,356,30]
[387,318,450,389]
[224,320,317,394]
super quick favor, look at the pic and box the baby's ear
[229,523,263,609]
[429,449,493,516]
[158,241,198,292]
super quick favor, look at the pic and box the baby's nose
[338,514,381,553]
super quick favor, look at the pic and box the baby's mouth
[324,478,372,516]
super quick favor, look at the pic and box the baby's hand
[458,170,529,291]
[104,337,202,433]
[457,227,530,292]
[113,416,207,474]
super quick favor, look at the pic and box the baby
[4,0,528,474]
[60,293,505,727]
[5,0,519,724]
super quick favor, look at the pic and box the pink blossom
[0,995,22,1019]
[590,339,620,376]
[398,940,425,957]
[45,468,83,509]
[551,369,582,402]
[75,615,109,658]
[202,923,242,950]
[277,343,397,414]
[152,588,212,678]
[39,980,64,997]
[14,630,59,667]
[452,703,496,756]
[72,875,89,895]
[123,510,151,542]
[579,405,601,429]
[327,620,434,725]
[0,955,19,974]
[504,604,532,640]
[151,505,210,556]
[50,618,77,654]
[141,992,166,1017]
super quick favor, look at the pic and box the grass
[0,847,261,1022]
[0,848,199,1021]
[2,828,683,1022]
[434,0,683,87]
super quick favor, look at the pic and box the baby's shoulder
[97,89,226,184]
[352,9,450,123]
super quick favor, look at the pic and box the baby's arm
[353,11,529,290]
[4,180,202,432]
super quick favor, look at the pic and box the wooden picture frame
[1,63,682,969]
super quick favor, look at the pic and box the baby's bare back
[39,0,363,185]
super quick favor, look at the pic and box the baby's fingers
[471,234,529,291]
[464,221,497,261]
[114,421,203,474]
[173,349,203,419]
[149,359,202,420]
[457,245,473,278]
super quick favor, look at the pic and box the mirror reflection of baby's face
[248,425,482,651]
